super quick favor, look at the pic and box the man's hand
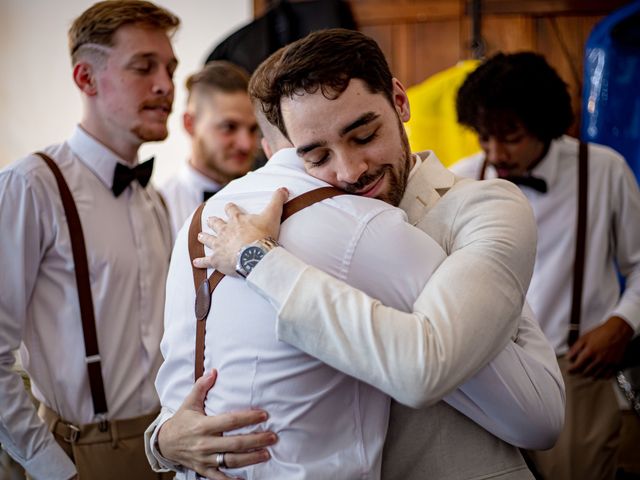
[193,188,289,276]
[157,370,277,479]
[567,316,634,379]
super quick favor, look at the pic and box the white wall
[0,0,252,185]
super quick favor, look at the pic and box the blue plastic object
[582,1,640,182]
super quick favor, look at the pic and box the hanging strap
[568,142,589,346]
[188,186,345,380]
[478,158,488,180]
[34,152,108,417]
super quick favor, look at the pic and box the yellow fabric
[406,60,481,167]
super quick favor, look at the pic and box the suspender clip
[97,414,109,432]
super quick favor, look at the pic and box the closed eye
[354,131,378,145]
[306,152,330,168]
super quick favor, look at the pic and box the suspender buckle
[64,423,81,443]
[97,414,109,432]
[568,324,580,331]
[85,354,101,364]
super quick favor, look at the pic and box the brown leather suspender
[35,152,108,417]
[188,186,345,381]
[478,142,589,346]
[568,141,589,346]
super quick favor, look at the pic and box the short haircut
[456,52,574,142]
[68,0,180,65]
[186,61,250,105]
[249,28,393,138]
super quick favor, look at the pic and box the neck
[80,117,139,165]
[188,158,229,186]
[526,140,551,173]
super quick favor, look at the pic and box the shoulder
[0,144,67,196]
[449,152,485,179]
[556,136,626,173]
[321,194,405,224]
[439,176,535,250]
[448,174,530,214]
[157,171,185,198]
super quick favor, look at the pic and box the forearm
[444,343,564,449]
[248,247,517,408]
[0,358,76,479]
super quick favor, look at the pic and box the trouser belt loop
[39,404,82,444]
[110,418,119,448]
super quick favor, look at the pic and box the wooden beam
[350,3,463,25]
[476,0,630,16]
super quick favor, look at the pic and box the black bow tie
[112,157,154,197]
[203,190,218,202]
[503,174,548,193]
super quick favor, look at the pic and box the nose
[152,68,174,97]
[235,128,258,153]
[485,137,508,164]
[335,153,368,185]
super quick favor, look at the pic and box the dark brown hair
[249,28,393,137]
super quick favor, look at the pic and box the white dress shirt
[452,136,640,353]
[154,148,447,479]
[159,162,222,238]
[244,152,564,451]
[0,126,172,480]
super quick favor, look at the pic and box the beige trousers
[528,356,622,480]
[37,404,173,480]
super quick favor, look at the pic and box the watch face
[240,246,265,273]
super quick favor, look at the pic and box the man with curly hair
[452,52,640,480]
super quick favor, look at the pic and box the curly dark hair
[249,28,394,138]
[456,52,574,142]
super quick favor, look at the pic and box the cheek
[304,165,335,184]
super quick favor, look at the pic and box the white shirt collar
[182,162,223,192]
[530,137,562,189]
[67,125,137,189]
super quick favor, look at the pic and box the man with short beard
[0,2,267,479]
[160,61,260,237]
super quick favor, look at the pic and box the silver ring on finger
[216,452,227,469]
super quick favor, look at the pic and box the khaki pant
[37,404,173,480]
[618,409,640,475]
[528,356,622,480]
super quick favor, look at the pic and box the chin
[134,126,169,142]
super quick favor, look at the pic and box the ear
[183,111,195,137]
[391,78,411,123]
[73,62,97,96]
[261,137,273,159]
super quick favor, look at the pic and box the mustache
[343,167,388,194]
[140,98,173,112]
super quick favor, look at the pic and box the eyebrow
[295,111,380,156]
[128,52,178,68]
[339,112,379,136]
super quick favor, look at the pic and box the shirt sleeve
[0,169,77,480]
[248,179,538,409]
[443,302,565,450]
[144,407,182,473]
[609,158,640,332]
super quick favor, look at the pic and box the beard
[195,137,253,184]
[344,118,412,207]
[132,124,169,142]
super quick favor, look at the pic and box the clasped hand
[193,188,289,276]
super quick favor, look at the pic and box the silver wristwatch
[235,237,280,278]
